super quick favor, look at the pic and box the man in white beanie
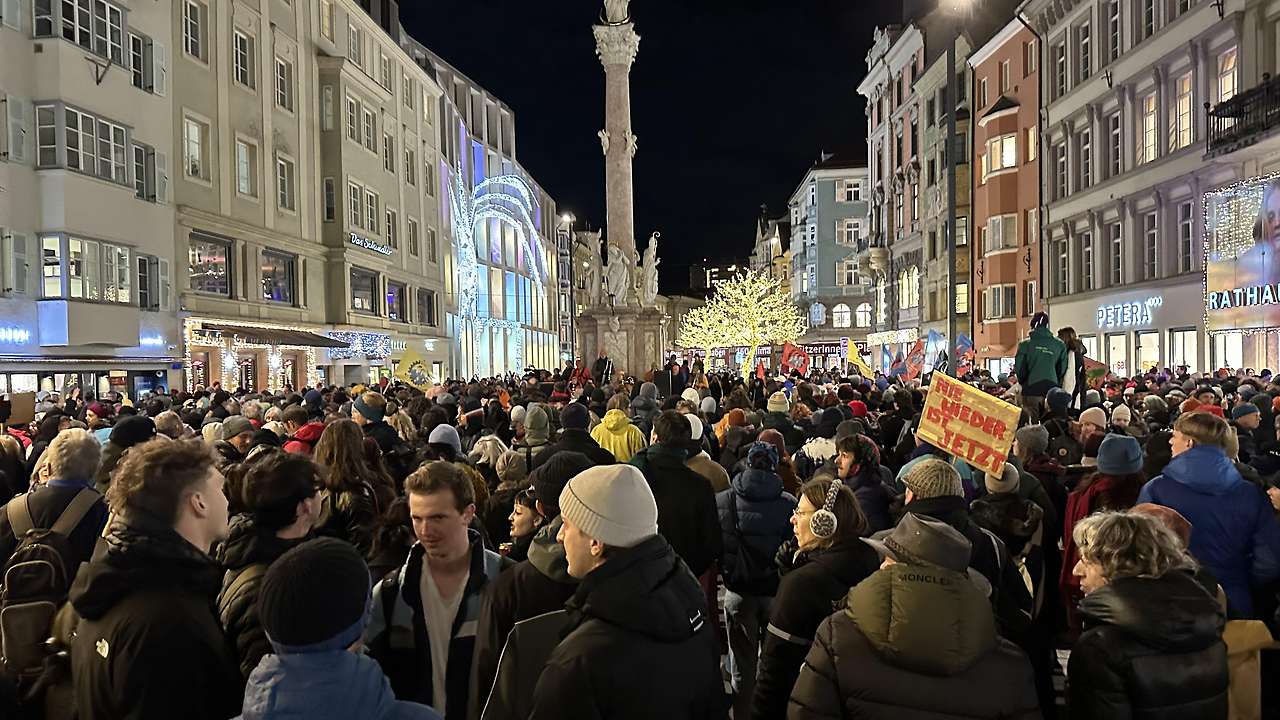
[527,465,727,719]
[683,413,730,493]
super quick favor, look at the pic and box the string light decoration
[325,331,392,360]
[448,164,548,372]
[699,268,807,379]
[183,318,322,392]
[1203,172,1280,340]
[677,302,730,359]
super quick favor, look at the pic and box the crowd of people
[0,317,1274,718]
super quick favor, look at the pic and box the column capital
[594,23,640,68]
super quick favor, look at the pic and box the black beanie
[560,402,590,430]
[259,538,370,652]
[109,415,156,448]
[529,451,594,514]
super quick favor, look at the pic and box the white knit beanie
[681,387,701,405]
[700,397,717,415]
[767,392,790,413]
[558,465,658,548]
[684,413,704,442]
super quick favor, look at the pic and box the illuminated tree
[677,301,727,359]
[712,269,808,379]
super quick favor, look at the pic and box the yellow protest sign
[395,348,434,390]
[917,374,1020,477]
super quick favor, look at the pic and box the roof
[815,149,869,170]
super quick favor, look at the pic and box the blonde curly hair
[1073,510,1195,583]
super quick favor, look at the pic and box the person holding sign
[1013,312,1067,423]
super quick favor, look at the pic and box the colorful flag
[395,348,434,390]
[881,345,894,374]
[780,342,811,375]
[756,361,766,381]
[889,350,907,377]
[904,339,927,381]
[1084,357,1109,389]
[850,348,874,378]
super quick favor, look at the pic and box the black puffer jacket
[213,514,308,678]
[527,535,727,719]
[69,514,242,720]
[715,468,796,596]
[789,563,1041,719]
[750,538,880,720]
[628,444,722,578]
[1069,570,1228,720]
[527,429,616,470]
[316,483,378,556]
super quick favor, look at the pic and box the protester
[69,439,240,720]
[505,487,544,562]
[1014,312,1067,423]
[589,398,647,462]
[93,414,156,492]
[834,433,893,533]
[280,405,324,456]
[526,402,614,469]
[354,391,401,455]
[312,419,381,556]
[685,413,731,493]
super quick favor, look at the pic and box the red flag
[780,342,811,375]
[756,361,766,380]
[904,339,927,381]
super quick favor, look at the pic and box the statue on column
[603,0,630,24]
[641,232,660,307]
[583,234,604,306]
[605,243,632,306]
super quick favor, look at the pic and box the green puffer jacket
[788,563,1041,720]
[1014,326,1068,397]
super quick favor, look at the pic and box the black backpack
[721,493,780,596]
[0,489,99,681]
[1045,418,1082,465]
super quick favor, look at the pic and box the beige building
[0,0,181,397]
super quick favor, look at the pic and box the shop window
[189,235,231,296]
[1168,328,1197,373]
[1107,332,1129,375]
[261,251,295,304]
[1213,332,1243,370]
[1136,330,1160,372]
[387,280,407,322]
[351,267,378,314]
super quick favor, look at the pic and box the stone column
[593,19,640,254]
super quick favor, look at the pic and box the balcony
[1206,74,1280,159]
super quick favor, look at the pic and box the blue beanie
[352,396,384,423]
[1232,403,1260,420]
[1096,433,1143,475]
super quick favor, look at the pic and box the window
[837,219,860,245]
[275,155,295,211]
[261,251,295,304]
[233,31,254,88]
[183,115,208,180]
[1053,43,1067,97]
[320,0,334,41]
[985,215,1018,253]
[1079,128,1093,189]
[417,288,438,327]
[362,108,376,151]
[987,134,1018,173]
[235,139,256,197]
[1107,1,1121,61]
[1078,23,1091,80]
[426,227,438,263]
[895,191,903,232]
[348,181,362,228]
[1081,231,1094,290]
[346,96,360,142]
[1170,328,1198,373]
[1000,59,1011,93]
[897,267,920,309]
[1027,208,1039,247]
[954,283,968,315]
[838,179,861,202]
[129,33,154,91]
[926,158,936,186]
[365,189,378,234]
[1025,126,1037,162]
[1108,222,1123,285]
[42,236,63,298]
[386,208,398,249]
[845,302,868,328]
[956,216,968,246]
[408,218,419,256]
[1173,72,1193,150]
[1142,0,1156,39]
[1107,112,1122,177]
[350,267,378,313]
[379,53,393,90]
[189,235,230,296]
[323,178,336,222]
[347,22,363,67]
[836,260,858,286]
[132,143,156,201]
[1023,39,1037,76]
[1140,93,1157,164]
[403,74,414,109]
[1179,201,1194,273]
[136,254,168,310]
[983,285,1017,320]
[383,133,395,172]
[979,77,988,109]
[405,147,416,185]
[44,105,129,184]
[1024,280,1038,316]
[57,0,124,63]
[183,1,204,60]
[910,183,919,228]
[274,57,294,112]
[831,303,852,328]
[1053,142,1068,199]
[1218,47,1238,102]
[1143,211,1158,279]
[1056,239,1069,294]
[386,281,407,322]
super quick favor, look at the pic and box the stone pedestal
[578,306,665,380]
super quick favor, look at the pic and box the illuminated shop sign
[866,329,918,345]
[1097,297,1162,329]
[350,233,394,256]
[0,327,32,344]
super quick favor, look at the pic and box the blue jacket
[716,468,796,596]
[237,650,441,720]
[1138,445,1280,616]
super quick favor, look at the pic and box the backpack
[1047,428,1082,465]
[721,494,779,596]
[0,489,99,681]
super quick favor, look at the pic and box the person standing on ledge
[1014,312,1067,423]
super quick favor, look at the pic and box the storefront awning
[198,324,349,349]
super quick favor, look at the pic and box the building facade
[1025,0,1240,374]
[786,156,874,350]
[0,0,181,397]
[748,209,791,287]
[969,19,1041,374]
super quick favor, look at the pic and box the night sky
[400,1,900,294]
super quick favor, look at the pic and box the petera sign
[350,233,393,256]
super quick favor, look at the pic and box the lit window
[832,303,852,328]
[986,134,1018,173]
[855,302,872,327]
[1173,72,1193,150]
[261,251,295,304]
[1178,201,1194,273]
[183,115,208,180]
[1140,93,1157,163]
[348,181,363,228]
[189,235,231,296]
[235,139,256,197]
[1218,47,1238,102]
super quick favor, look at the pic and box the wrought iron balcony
[1206,73,1280,158]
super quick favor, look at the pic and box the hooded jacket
[237,650,440,720]
[589,409,647,463]
[628,443,723,578]
[1069,571,1228,720]
[1137,444,1280,616]
[69,514,242,720]
[629,382,661,425]
[527,535,727,720]
[715,469,796,596]
[788,563,1040,720]
[750,539,881,720]
[1014,326,1068,397]
[214,514,309,678]
[282,421,325,456]
[470,517,578,720]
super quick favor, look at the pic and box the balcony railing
[1206,73,1280,158]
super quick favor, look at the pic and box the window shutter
[1,0,24,32]
[5,231,28,295]
[6,95,30,164]
[152,42,168,96]
[158,257,171,311]
[155,151,169,203]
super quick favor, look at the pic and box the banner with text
[918,374,1020,477]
